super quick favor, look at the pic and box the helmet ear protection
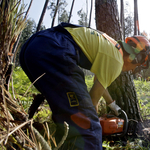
[130,52,150,74]
[119,41,144,63]
[131,51,147,64]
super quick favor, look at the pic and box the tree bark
[95,0,122,40]
[95,0,142,135]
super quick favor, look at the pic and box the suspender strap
[102,33,123,57]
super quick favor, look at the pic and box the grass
[85,75,94,91]
[134,79,150,119]
[10,69,150,149]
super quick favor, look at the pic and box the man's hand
[108,101,121,116]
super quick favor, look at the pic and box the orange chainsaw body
[99,114,124,136]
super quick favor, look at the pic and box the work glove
[108,101,121,116]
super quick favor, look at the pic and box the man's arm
[102,89,113,105]
[91,76,113,105]
[90,76,120,115]
[89,78,106,112]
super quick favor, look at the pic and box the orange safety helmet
[122,35,150,73]
[125,35,150,52]
[125,35,150,64]
[118,35,150,73]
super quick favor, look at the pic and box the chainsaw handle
[118,109,128,137]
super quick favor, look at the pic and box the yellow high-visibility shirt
[65,27,124,89]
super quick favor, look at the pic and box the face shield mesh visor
[132,53,150,74]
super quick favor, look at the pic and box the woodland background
[1,0,150,149]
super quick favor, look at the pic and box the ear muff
[131,51,147,64]
[132,53,150,74]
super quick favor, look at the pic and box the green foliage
[102,141,114,149]
[77,9,88,26]
[19,19,46,45]
[103,139,149,149]
[0,0,26,41]
[124,1,134,38]
[33,105,52,123]
[134,80,150,94]
[48,0,68,23]
[85,75,94,91]
[134,79,150,119]
[58,9,69,23]
[142,67,150,81]
[20,19,36,42]
[10,67,39,111]
[15,19,46,66]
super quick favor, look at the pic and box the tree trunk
[95,0,122,40]
[51,0,60,27]
[134,0,140,35]
[120,0,125,41]
[36,0,49,32]
[95,0,142,135]
[68,0,75,23]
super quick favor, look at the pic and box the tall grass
[134,79,150,119]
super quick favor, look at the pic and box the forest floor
[136,119,150,147]
[103,118,150,149]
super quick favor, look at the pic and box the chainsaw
[99,109,128,137]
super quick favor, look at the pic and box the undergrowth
[10,67,39,111]
[11,68,150,149]
[134,79,150,120]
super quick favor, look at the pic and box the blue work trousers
[19,26,102,150]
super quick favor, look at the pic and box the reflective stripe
[102,33,123,57]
